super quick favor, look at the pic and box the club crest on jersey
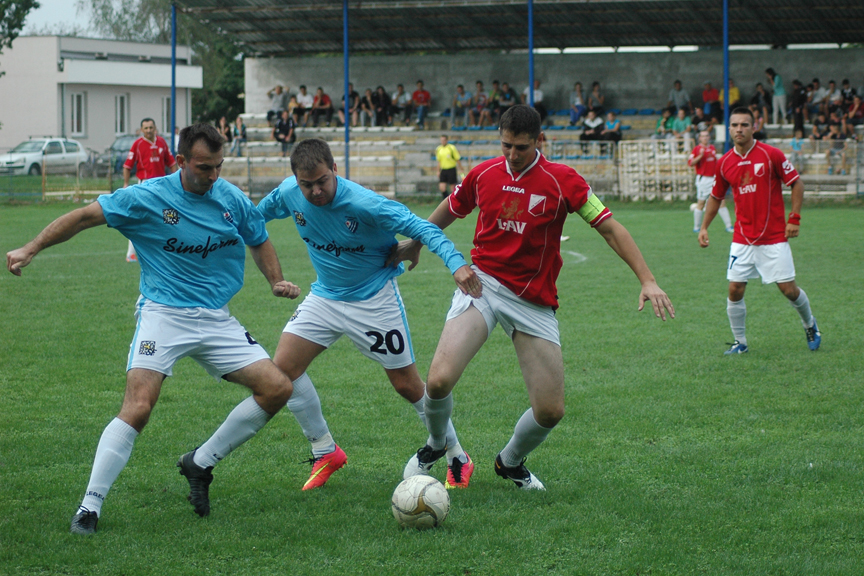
[293,211,307,226]
[782,160,795,174]
[162,208,180,225]
[754,163,765,177]
[528,194,546,216]
[345,217,358,234]
[138,341,157,355]
[223,211,234,224]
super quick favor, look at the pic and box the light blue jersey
[98,172,269,309]
[258,175,468,301]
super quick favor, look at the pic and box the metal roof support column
[528,0,534,107]
[722,0,730,152]
[343,0,350,178]
[171,3,177,156]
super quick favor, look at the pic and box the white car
[0,138,90,177]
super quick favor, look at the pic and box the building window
[161,96,172,136]
[70,92,86,136]
[115,94,129,135]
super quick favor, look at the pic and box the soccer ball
[391,475,450,530]
[689,202,698,212]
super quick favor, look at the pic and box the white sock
[718,206,732,228]
[286,372,334,457]
[423,392,452,451]
[727,298,747,345]
[194,396,271,468]
[790,288,815,328]
[694,208,704,230]
[126,240,136,258]
[499,409,553,467]
[412,397,464,463]
[79,418,138,516]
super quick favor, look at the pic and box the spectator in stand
[809,112,829,148]
[652,108,675,140]
[750,83,772,126]
[790,79,807,133]
[469,80,490,127]
[272,109,296,157]
[789,129,804,168]
[374,86,391,127]
[840,79,856,109]
[218,116,232,149]
[391,84,412,126]
[847,95,864,134]
[359,88,375,127]
[287,96,299,121]
[765,68,786,125]
[337,83,360,128]
[667,80,692,114]
[692,107,713,132]
[703,81,721,120]
[671,108,692,144]
[807,79,828,120]
[451,84,472,127]
[412,80,432,129]
[719,78,741,109]
[569,82,587,126]
[229,116,247,157]
[498,82,518,117]
[579,109,604,145]
[824,122,847,175]
[267,85,289,126]
[600,111,622,146]
[587,81,605,116]
[311,87,334,127]
[751,108,767,141]
[521,80,547,125]
[294,85,314,128]
[830,109,849,139]
[826,80,844,116]
[487,80,503,125]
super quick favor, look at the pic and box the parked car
[0,137,90,177]
[91,134,137,177]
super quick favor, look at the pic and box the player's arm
[593,217,674,321]
[123,166,132,188]
[247,239,301,299]
[7,202,107,276]
[786,178,804,239]
[385,197,459,270]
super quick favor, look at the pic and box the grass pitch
[1,199,862,575]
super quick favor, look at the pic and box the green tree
[77,0,244,123]
[1,0,41,74]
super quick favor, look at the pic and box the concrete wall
[0,37,61,148]
[246,48,864,114]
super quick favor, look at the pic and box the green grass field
[1,199,862,575]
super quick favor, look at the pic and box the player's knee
[534,405,564,428]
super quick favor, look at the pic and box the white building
[0,36,203,152]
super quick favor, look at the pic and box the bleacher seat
[622,109,638,116]
[468,126,482,131]
[609,108,621,115]
[639,109,655,115]
[452,126,466,131]
[556,109,569,116]
[548,125,565,130]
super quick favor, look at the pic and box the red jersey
[413,90,431,106]
[711,140,799,245]
[123,136,175,181]
[702,88,719,103]
[449,152,611,308]
[314,94,332,108]
[688,144,717,177]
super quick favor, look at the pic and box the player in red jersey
[395,106,674,490]
[122,118,178,261]
[688,130,733,233]
[699,107,821,354]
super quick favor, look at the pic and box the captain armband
[577,193,612,227]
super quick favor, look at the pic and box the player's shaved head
[499,105,541,140]
[291,138,335,175]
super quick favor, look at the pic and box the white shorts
[128,297,270,380]
[446,267,560,346]
[695,175,714,202]
[283,279,415,369]
[727,242,796,284]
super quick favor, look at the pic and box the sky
[23,0,92,35]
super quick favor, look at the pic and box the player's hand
[637,280,675,321]
[386,239,423,270]
[698,229,710,247]
[454,265,482,298]
[785,223,799,239]
[6,246,36,276]
[272,281,301,299]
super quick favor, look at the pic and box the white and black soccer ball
[391,475,450,530]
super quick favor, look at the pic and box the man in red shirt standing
[688,130,733,233]
[699,107,821,354]
[412,80,431,129]
[395,105,674,490]
[123,117,177,262]
[702,81,721,121]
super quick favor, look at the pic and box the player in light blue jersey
[7,124,301,534]
[252,138,482,490]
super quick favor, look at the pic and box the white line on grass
[563,250,588,264]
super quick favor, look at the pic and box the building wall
[0,37,60,148]
[246,49,864,114]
